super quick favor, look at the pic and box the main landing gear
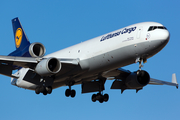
[65,80,76,98]
[35,86,52,95]
[92,92,109,103]
[65,89,76,98]
[35,77,54,95]
[91,78,109,103]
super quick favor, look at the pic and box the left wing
[102,68,178,92]
[149,73,178,88]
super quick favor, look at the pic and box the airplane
[0,17,178,103]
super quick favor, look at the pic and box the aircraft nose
[161,30,170,42]
[154,29,170,45]
[159,30,170,49]
[147,29,170,55]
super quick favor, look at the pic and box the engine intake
[35,58,61,76]
[29,42,46,57]
[125,70,150,89]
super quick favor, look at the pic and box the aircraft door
[135,26,149,58]
[136,26,143,39]
[134,26,145,57]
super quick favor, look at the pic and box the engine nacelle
[29,42,46,57]
[125,70,150,89]
[35,58,61,76]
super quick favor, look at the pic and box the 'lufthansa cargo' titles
[100,27,136,42]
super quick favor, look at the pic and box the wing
[81,68,178,94]
[149,73,178,88]
[102,68,179,91]
[0,55,79,78]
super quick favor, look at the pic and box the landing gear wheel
[65,80,76,98]
[35,86,53,95]
[92,94,97,102]
[99,95,104,103]
[65,89,71,97]
[71,89,76,98]
[103,94,109,102]
[40,86,45,93]
[47,86,52,94]
[91,93,109,103]
[43,91,47,95]
[65,89,76,98]
[35,87,40,94]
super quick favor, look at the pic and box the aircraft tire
[91,94,97,102]
[47,86,52,94]
[71,89,76,98]
[65,89,71,97]
[99,96,104,103]
[103,94,109,102]
[40,86,45,93]
[91,93,109,103]
[35,87,40,94]
[43,91,47,95]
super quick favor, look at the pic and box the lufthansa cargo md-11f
[1,18,178,103]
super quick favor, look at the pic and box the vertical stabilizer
[9,17,31,57]
[12,17,30,50]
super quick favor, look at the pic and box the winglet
[172,73,178,89]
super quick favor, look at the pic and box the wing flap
[0,63,13,77]
[102,68,131,80]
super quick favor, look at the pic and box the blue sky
[0,1,180,120]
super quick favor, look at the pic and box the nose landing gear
[136,57,147,71]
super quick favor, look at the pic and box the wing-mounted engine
[29,42,46,57]
[125,70,150,89]
[35,57,61,76]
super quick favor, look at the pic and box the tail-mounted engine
[125,70,150,89]
[29,42,46,57]
[35,58,61,76]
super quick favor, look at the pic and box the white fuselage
[12,22,170,90]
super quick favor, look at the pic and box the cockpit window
[148,26,167,31]
[148,26,153,31]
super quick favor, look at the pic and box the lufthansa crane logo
[15,28,23,48]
